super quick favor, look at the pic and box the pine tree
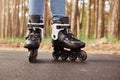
[108,0,120,39]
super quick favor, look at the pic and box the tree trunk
[20,0,24,36]
[5,0,9,38]
[66,0,70,17]
[8,0,12,37]
[44,0,49,38]
[108,0,120,39]
[11,0,15,37]
[94,0,99,38]
[71,0,78,37]
[16,0,20,37]
[0,0,28,38]
[79,0,85,30]
[20,0,27,37]
[85,0,91,38]
[0,0,1,36]
[1,0,6,38]
[97,0,105,38]
[9,0,13,37]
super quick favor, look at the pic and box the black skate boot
[52,17,87,61]
[24,15,44,63]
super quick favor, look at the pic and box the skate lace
[28,33,39,41]
[67,33,78,41]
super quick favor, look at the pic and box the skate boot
[24,15,44,63]
[52,17,87,61]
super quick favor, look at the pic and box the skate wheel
[28,49,38,63]
[60,50,68,61]
[69,52,77,61]
[52,51,59,60]
[78,50,87,62]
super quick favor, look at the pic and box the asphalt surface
[0,50,120,80]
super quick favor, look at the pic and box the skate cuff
[52,24,70,40]
[55,24,70,29]
[27,23,44,38]
[57,25,70,29]
[27,23,44,29]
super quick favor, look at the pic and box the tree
[66,0,71,19]
[0,0,2,36]
[20,0,27,37]
[1,0,5,38]
[94,0,99,38]
[5,0,9,38]
[97,0,105,38]
[85,0,91,38]
[44,0,49,37]
[71,0,78,37]
[0,0,28,38]
[80,0,85,30]
[108,0,120,39]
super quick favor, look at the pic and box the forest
[0,0,120,40]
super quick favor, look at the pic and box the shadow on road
[30,59,87,64]
[87,59,120,63]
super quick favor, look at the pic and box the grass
[0,35,119,43]
[42,36,52,42]
[107,37,120,42]
[0,36,52,43]
[78,32,95,42]
[0,37,25,42]
[105,35,120,42]
[79,33,120,42]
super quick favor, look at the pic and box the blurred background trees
[0,0,28,38]
[0,0,120,40]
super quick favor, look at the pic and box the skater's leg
[51,16,86,61]
[50,0,85,48]
[50,0,66,19]
[24,0,44,63]
[50,0,86,61]
[24,0,44,49]
[29,0,44,17]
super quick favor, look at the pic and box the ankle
[53,16,69,24]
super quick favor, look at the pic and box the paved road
[0,50,120,80]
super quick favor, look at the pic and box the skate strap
[53,24,70,29]
[27,23,44,38]
[27,23,44,28]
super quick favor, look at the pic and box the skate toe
[78,41,85,48]
[24,40,39,49]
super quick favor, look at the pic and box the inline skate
[24,15,44,63]
[52,17,87,62]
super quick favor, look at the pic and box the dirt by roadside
[0,38,120,54]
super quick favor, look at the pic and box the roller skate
[52,17,87,62]
[24,15,44,63]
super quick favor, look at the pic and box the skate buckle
[27,23,44,28]
[27,23,44,38]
